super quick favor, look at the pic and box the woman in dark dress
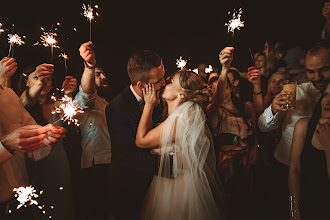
[288,83,330,220]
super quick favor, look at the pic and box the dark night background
[0,0,326,95]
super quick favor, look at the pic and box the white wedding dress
[140,101,226,220]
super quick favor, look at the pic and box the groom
[106,50,165,220]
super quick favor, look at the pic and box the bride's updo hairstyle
[178,68,210,109]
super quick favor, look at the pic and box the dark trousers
[254,159,290,220]
[78,163,112,220]
[110,165,154,220]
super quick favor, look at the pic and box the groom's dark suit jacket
[106,86,162,219]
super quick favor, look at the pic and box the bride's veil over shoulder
[141,101,226,220]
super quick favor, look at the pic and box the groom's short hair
[127,50,162,85]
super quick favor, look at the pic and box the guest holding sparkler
[206,47,259,220]
[0,58,66,220]
[16,63,76,220]
[74,41,112,220]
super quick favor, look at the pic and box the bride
[135,69,226,220]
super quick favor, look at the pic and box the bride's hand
[143,83,158,107]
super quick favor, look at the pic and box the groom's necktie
[139,100,145,111]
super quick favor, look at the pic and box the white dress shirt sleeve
[258,104,285,132]
[74,85,96,109]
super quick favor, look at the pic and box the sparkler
[176,56,187,69]
[13,186,43,209]
[82,2,99,41]
[59,53,68,75]
[225,8,245,45]
[51,95,84,126]
[0,23,4,34]
[192,68,199,74]
[205,65,214,74]
[35,26,59,63]
[7,34,25,57]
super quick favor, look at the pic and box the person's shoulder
[295,117,310,130]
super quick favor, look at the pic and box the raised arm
[288,118,309,220]
[20,63,54,107]
[0,57,17,87]
[247,66,264,117]
[207,47,234,113]
[136,83,162,149]
[79,41,97,95]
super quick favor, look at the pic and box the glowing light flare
[82,3,94,21]
[0,23,4,34]
[13,186,42,209]
[205,65,214,74]
[59,53,68,60]
[8,34,25,46]
[192,68,199,74]
[51,95,84,126]
[225,8,245,33]
[176,56,187,69]
[35,32,59,48]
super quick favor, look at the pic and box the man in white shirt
[74,42,112,220]
[258,40,330,218]
[0,57,66,219]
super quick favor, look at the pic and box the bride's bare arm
[136,83,163,149]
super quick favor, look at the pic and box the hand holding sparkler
[43,124,67,145]
[62,76,78,95]
[0,125,50,154]
[79,41,96,67]
[247,66,262,86]
[219,47,234,69]
[34,63,54,86]
[0,57,17,86]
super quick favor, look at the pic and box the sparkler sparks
[82,3,94,21]
[82,3,100,41]
[205,65,214,74]
[51,95,84,126]
[0,23,4,34]
[225,8,245,34]
[192,68,199,74]
[176,56,187,69]
[8,34,25,46]
[13,186,43,209]
[7,33,25,57]
[59,53,68,75]
[35,31,59,48]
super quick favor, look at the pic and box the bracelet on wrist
[84,61,96,69]
[253,91,262,95]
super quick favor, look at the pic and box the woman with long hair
[135,69,226,220]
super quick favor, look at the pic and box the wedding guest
[0,58,66,220]
[288,83,330,220]
[74,41,112,220]
[207,47,259,220]
[258,39,330,219]
[16,63,76,220]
